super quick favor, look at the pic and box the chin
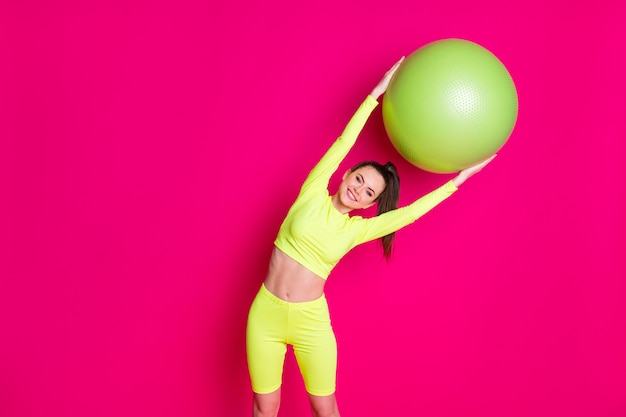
[342,194,356,207]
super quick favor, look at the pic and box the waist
[263,247,326,302]
[257,283,327,308]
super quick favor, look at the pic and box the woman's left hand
[452,155,496,187]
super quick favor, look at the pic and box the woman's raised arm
[452,155,497,187]
[370,57,405,100]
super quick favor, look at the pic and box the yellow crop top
[274,95,458,279]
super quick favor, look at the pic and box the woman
[246,59,494,417]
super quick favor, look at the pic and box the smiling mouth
[347,189,357,201]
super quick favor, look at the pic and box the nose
[353,183,365,199]
[357,181,369,193]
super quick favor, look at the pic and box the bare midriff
[263,246,326,302]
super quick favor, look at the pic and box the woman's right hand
[370,57,404,100]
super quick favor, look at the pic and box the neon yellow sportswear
[274,95,458,279]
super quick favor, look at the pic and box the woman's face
[336,166,386,212]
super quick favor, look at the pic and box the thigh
[290,299,338,396]
[246,287,288,394]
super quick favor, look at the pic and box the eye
[366,191,373,197]
[356,175,362,184]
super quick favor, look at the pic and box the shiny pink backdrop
[1,1,625,416]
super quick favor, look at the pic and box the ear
[342,169,351,181]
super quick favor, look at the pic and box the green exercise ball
[382,38,519,173]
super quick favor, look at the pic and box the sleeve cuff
[445,180,459,193]
[365,94,379,107]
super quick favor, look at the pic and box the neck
[331,193,352,214]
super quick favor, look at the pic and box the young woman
[246,59,494,417]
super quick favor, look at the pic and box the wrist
[452,174,465,188]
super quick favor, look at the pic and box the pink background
[1,1,625,416]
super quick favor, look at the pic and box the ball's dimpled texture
[382,39,519,173]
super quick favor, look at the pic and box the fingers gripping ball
[382,39,519,173]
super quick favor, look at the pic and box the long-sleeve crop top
[273,95,458,280]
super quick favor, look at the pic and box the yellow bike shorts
[246,284,337,396]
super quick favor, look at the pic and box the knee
[309,397,340,417]
[253,392,280,417]
[253,402,279,417]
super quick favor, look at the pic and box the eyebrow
[358,174,377,196]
